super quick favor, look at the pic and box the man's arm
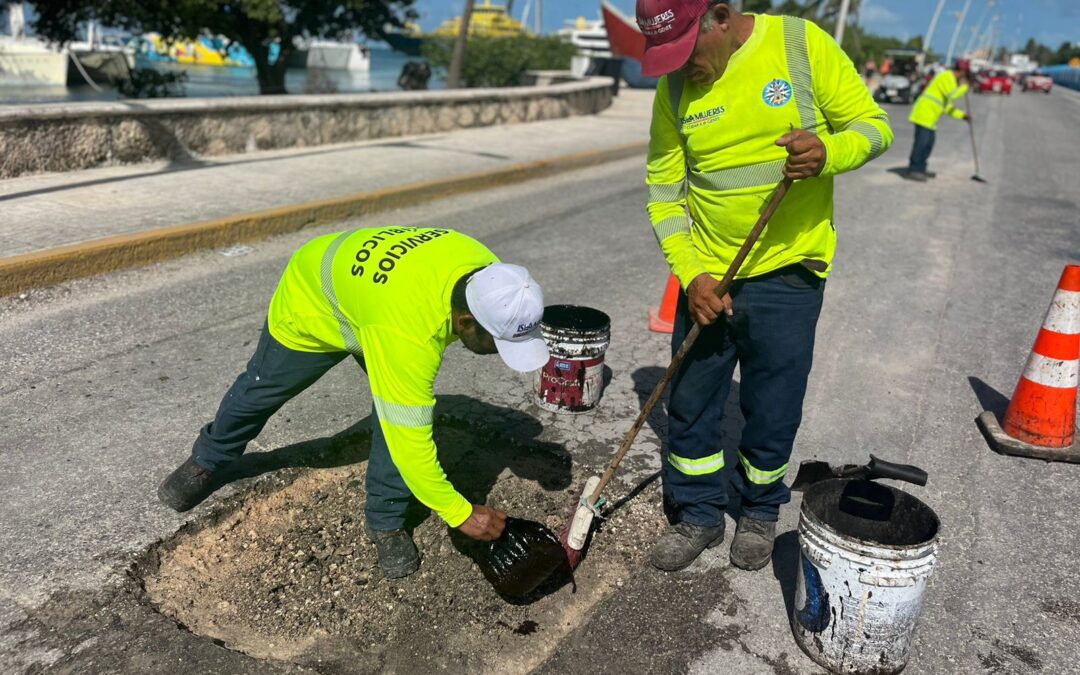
[944,80,970,120]
[806,21,894,177]
[646,75,709,291]
[359,327,497,536]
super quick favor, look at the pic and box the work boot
[649,521,725,572]
[729,516,777,571]
[157,457,218,512]
[367,528,420,579]
[925,171,938,178]
[902,170,929,182]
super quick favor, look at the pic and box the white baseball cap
[465,263,549,372]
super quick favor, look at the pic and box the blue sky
[410,1,1079,51]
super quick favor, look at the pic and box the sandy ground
[140,421,666,674]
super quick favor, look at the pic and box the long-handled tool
[965,92,987,183]
[559,177,795,568]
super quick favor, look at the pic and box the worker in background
[157,227,549,579]
[903,59,971,181]
[637,0,893,572]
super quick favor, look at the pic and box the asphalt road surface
[2,87,1079,674]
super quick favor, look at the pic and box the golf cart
[874,49,924,104]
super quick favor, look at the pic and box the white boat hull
[306,43,370,72]
[0,40,70,85]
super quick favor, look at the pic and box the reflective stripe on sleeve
[738,452,788,485]
[649,182,687,204]
[373,396,435,428]
[320,231,363,355]
[848,121,886,159]
[653,215,692,243]
[689,159,787,192]
[782,17,816,133]
[668,450,725,476]
[668,71,685,120]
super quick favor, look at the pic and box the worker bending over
[159,227,549,579]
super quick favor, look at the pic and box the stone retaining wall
[0,76,614,179]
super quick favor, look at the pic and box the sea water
[0,44,438,105]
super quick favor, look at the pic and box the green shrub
[422,34,578,88]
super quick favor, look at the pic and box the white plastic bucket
[792,479,940,674]
[533,305,610,414]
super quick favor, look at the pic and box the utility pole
[922,0,948,63]
[535,0,542,34]
[834,0,852,46]
[447,0,476,89]
[945,0,973,65]
[964,0,994,55]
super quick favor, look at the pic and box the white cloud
[858,3,909,35]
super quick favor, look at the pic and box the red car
[976,70,1014,94]
[1023,74,1054,94]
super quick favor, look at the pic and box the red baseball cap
[636,0,714,77]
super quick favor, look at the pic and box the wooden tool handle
[589,177,795,503]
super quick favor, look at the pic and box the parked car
[976,70,1013,95]
[1022,73,1053,94]
[873,49,924,104]
[874,73,919,104]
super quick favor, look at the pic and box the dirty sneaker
[157,457,218,512]
[367,528,420,579]
[729,516,777,571]
[901,170,929,182]
[649,521,726,572]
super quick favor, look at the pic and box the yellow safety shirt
[646,15,893,286]
[909,69,968,131]
[268,227,498,527]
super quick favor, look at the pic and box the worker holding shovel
[638,0,893,572]
[903,59,972,182]
[157,227,549,579]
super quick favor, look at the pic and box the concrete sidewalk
[0,89,653,293]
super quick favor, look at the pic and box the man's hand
[775,129,827,179]
[457,504,507,541]
[687,273,733,326]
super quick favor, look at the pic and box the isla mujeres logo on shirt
[763,78,794,107]
[679,105,727,131]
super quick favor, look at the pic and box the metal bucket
[792,479,940,674]
[533,305,610,414]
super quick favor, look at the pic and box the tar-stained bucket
[533,305,610,414]
[792,479,940,674]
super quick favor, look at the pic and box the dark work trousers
[664,265,825,526]
[190,323,412,531]
[908,124,936,173]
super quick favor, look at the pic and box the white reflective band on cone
[1023,353,1080,389]
[1044,290,1080,334]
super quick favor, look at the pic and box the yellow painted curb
[0,141,647,297]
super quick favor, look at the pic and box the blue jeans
[908,124,936,173]
[664,264,825,526]
[191,324,412,531]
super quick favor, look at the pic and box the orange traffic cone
[977,264,1080,463]
[648,274,681,333]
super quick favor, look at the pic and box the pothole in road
[136,419,665,674]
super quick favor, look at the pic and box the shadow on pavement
[968,375,1010,420]
[209,394,573,529]
[771,529,800,622]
